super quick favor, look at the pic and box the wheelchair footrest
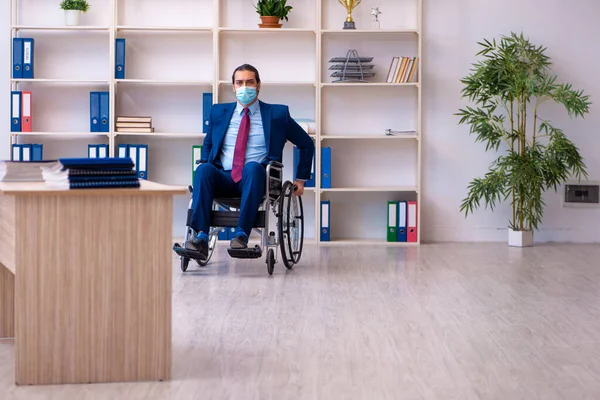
[173,243,206,261]
[227,245,263,259]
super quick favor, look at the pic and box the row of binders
[12,38,35,79]
[11,143,43,161]
[88,143,148,180]
[387,200,418,242]
[318,200,419,242]
[10,91,32,132]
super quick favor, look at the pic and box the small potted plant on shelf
[254,0,293,28]
[59,0,90,26]
[456,32,591,247]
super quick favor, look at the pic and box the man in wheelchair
[185,64,315,261]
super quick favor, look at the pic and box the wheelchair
[172,160,304,275]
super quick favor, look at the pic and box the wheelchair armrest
[268,160,284,169]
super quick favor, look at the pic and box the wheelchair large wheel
[278,181,304,269]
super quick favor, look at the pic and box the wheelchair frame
[172,160,304,275]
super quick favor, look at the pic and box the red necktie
[231,107,250,183]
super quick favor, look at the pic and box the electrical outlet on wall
[562,180,600,208]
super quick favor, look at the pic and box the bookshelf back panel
[323,139,417,188]
[14,31,109,80]
[16,83,110,132]
[115,84,212,134]
[219,0,317,29]
[116,32,214,81]
[218,85,316,121]
[219,32,316,83]
[321,191,418,241]
[321,86,417,135]
[322,33,418,84]
[116,0,213,27]
[321,0,418,31]
[15,0,111,27]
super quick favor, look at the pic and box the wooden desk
[0,180,186,385]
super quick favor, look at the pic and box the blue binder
[137,144,148,179]
[88,144,98,158]
[99,92,109,132]
[118,143,129,158]
[321,146,331,188]
[396,200,407,242]
[203,92,212,133]
[90,92,100,132]
[320,200,331,241]
[22,38,34,79]
[115,38,126,79]
[12,38,23,79]
[98,144,109,158]
[11,91,22,132]
[293,146,315,187]
[31,144,43,161]
[11,144,20,161]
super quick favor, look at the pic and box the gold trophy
[338,0,362,29]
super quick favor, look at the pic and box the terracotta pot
[259,16,282,28]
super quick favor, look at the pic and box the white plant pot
[64,10,81,26]
[508,229,534,247]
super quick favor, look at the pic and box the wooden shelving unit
[8,0,422,245]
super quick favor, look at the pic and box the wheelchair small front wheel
[181,257,190,272]
[278,181,304,269]
[266,248,275,275]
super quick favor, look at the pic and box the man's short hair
[232,64,261,84]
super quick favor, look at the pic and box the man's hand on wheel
[292,180,305,196]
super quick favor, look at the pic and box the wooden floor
[2,242,600,399]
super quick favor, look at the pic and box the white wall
[3,0,600,243]
[422,0,600,243]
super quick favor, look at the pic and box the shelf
[218,28,315,33]
[114,132,206,138]
[321,134,417,140]
[10,132,110,137]
[115,79,213,86]
[318,239,417,246]
[11,25,111,31]
[321,29,419,34]
[320,186,418,193]
[218,80,315,86]
[321,82,418,87]
[116,26,212,32]
[10,78,109,84]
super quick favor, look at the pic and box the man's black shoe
[230,233,248,250]
[185,237,208,260]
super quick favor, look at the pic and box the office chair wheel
[181,256,190,272]
[196,231,217,266]
[278,181,304,269]
[266,248,275,275]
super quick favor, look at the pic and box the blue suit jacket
[201,100,315,180]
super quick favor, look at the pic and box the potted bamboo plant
[456,32,591,247]
[59,0,90,26]
[254,0,293,28]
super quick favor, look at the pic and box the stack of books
[0,160,52,182]
[42,157,140,189]
[115,116,154,133]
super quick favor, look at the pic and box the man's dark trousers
[190,161,266,237]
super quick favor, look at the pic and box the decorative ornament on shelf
[338,0,362,30]
[329,49,375,83]
[59,0,90,26]
[254,0,293,29]
[370,7,382,29]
